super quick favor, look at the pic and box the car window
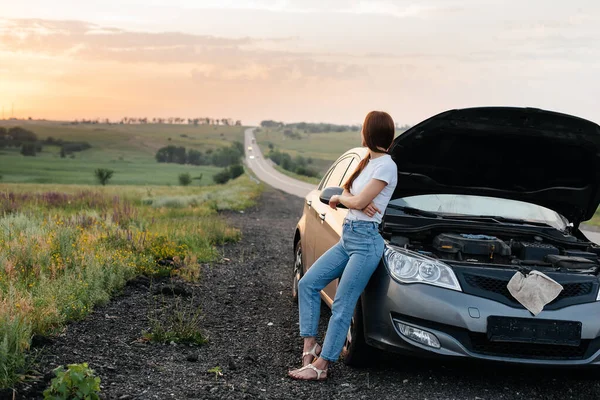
[318,168,334,190]
[320,156,353,189]
[340,157,359,188]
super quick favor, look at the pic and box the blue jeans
[298,219,385,361]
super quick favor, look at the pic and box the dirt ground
[9,188,600,400]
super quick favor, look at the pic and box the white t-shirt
[346,154,398,224]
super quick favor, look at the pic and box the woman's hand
[329,195,341,210]
[362,202,380,218]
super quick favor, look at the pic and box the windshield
[388,194,569,231]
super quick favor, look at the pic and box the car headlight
[384,245,462,291]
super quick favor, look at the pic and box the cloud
[0,18,369,84]
[0,18,255,54]
[176,0,461,18]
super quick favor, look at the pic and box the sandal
[302,343,321,366]
[288,363,328,381]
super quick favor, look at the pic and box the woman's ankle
[313,357,329,369]
[303,337,317,349]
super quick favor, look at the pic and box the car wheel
[342,298,371,367]
[292,241,304,304]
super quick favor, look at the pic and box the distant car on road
[248,146,253,151]
[249,155,255,159]
[293,107,600,367]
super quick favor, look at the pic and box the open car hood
[389,107,600,225]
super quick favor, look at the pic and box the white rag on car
[507,271,563,316]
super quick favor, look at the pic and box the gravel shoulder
[9,188,600,400]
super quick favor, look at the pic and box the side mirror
[319,187,347,209]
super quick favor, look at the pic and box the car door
[312,154,361,305]
[303,156,350,270]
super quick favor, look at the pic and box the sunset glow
[1,0,599,125]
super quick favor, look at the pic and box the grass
[0,120,244,186]
[0,175,263,389]
[584,211,600,228]
[143,295,207,346]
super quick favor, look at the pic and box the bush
[213,169,231,184]
[155,145,186,164]
[228,164,244,179]
[61,142,92,153]
[21,143,37,156]
[187,149,207,165]
[43,363,101,400]
[269,149,319,178]
[94,168,114,185]
[8,127,37,142]
[210,142,244,167]
[295,166,318,178]
[178,173,192,186]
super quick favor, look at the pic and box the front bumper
[362,265,600,365]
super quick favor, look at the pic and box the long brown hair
[343,111,395,190]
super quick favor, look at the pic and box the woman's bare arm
[336,188,380,217]
[330,179,386,210]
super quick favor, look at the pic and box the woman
[288,111,398,381]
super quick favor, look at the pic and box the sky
[0,0,599,125]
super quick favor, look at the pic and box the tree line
[260,120,359,133]
[155,141,244,167]
[72,117,242,126]
[0,127,92,157]
[155,141,245,184]
[260,120,412,133]
[267,149,319,178]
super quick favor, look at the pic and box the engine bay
[390,230,600,275]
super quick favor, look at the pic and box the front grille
[469,333,589,360]
[393,312,600,362]
[464,274,513,300]
[559,282,594,299]
[463,274,594,305]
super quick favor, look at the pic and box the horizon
[1,1,599,126]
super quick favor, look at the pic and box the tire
[342,298,371,367]
[292,241,304,304]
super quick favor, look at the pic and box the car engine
[390,231,600,275]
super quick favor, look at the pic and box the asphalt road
[244,128,315,198]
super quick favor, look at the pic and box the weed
[143,294,207,346]
[43,363,101,400]
[207,366,223,381]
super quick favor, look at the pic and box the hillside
[0,120,245,186]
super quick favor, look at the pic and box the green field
[255,127,362,175]
[0,120,244,186]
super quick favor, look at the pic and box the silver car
[293,107,600,366]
